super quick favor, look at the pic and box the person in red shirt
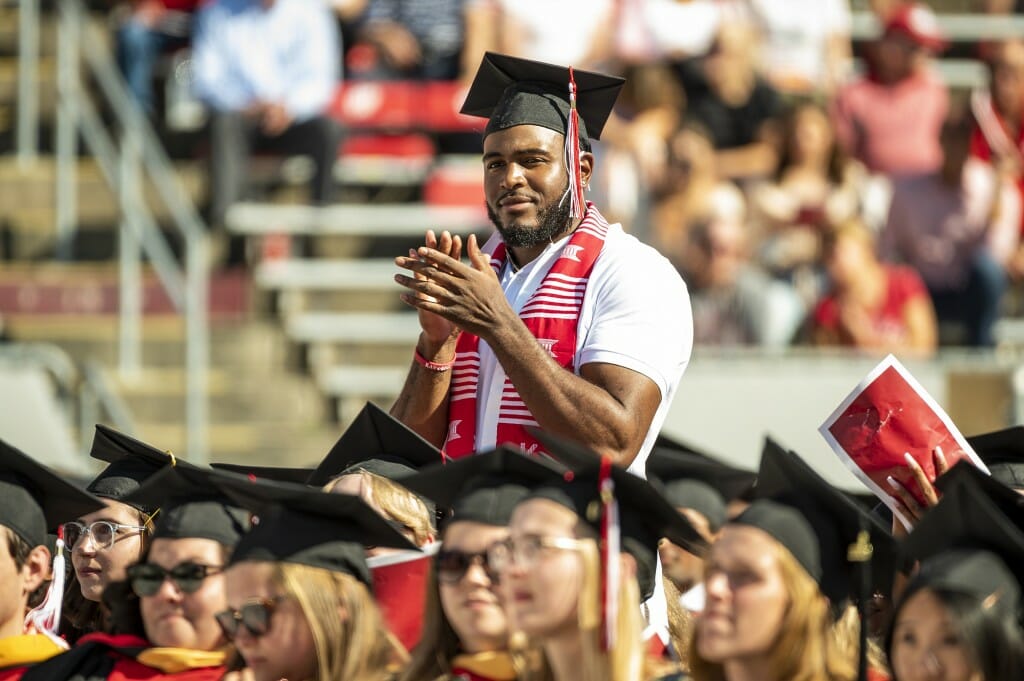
[114,0,204,115]
[970,39,1024,271]
[832,3,949,177]
[813,219,937,355]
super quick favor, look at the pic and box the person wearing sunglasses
[208,469,415,681]
[23,465,249,681]
[0,440,105,680]
[62,426,180,643]
[494,432,707,681]
[399,447,569,681]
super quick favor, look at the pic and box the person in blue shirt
[191,0,342,228]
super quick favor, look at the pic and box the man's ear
[580,151,595,188]
[21,545,50,596]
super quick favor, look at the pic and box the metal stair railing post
[54,0,209,463]
[55,0,79,262]
[17,0,40,168]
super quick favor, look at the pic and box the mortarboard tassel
[564,67,585,221]
[599,455,620,651]
[25,525,69,649]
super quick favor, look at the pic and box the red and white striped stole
[444,204,611,458]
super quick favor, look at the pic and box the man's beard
[487,186,574,249]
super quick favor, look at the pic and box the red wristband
[414,348,455,372]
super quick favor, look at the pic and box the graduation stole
[450,650,517,681]
[444,204,610,458]
[0,633,64,670]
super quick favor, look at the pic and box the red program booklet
[368,543,439,652]
[819,355,988,529]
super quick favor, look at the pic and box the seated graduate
[215,402,444,553]
[206,469,415,681]
[489,432,707,681]
[887,463,1024,681]
[688,439,896,681]
[398,446,569,681]
[24,464,249,681]
[63,426,181,641]
[646,437,756,599]
[0,439,105,680]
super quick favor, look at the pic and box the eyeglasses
[126,562,224,597]
[487,535,584,572]
[215,599,280,640]
[62,520,148,551]
[436,549,498,584]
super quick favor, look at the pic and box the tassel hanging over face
[599,455,620,651]
[25,525,69,648]
[564,66,586,221]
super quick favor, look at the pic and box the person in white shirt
[191,0,341,228]
[391,52,692,477]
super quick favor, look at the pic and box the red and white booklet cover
[819,355,988,529]
[368,541,440,652]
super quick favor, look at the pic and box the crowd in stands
[108,0,1024,353]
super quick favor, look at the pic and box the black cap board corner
[210,462,316,486]
[400,445,569,527]
[526,429,707,601]
[966,425,1024,490]
[206,469,418,587]
[307,402,444,487]
[461,52,625,142]
[901,472,1024,618]
[86,424,193,511]
[0,438,106,547]
[123,465,251,547]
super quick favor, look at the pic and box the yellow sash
[450,651,517,681]
[135,647,227,674]
[0,634,64,669]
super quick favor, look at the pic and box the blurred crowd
[109,0,1024,353]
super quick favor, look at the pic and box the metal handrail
[53,0,209,462]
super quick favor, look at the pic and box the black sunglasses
[215,599,279,640]
[126,562,223,597]
[436,549,497,584]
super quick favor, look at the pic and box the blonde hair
[325,471,434,546]
[688,539,858,681]
[515,536,681,681]
[274,563,405,681]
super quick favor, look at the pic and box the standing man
[392,53,693,475]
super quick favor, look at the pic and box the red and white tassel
[564,66,585,221]
[598,455,620,651]
[25,526,69,649]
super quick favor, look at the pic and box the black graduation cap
[460,52,625,142]
[209,463,316,486]
[0,439,105,547]
[935,460,1024,514]
[646,446,757,533]
[528,430,707,601]
[206,470,418,587]
[901,472,1024,619]
[966,426,1024,490]
[399,446,569,527]
[306,402,444,487]
[735,438,896,607]
[86,425,192,512]
[122,465,250,548]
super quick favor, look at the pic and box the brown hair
[397,563,463,681]
[688,538,858,681]
[274,562,405,681]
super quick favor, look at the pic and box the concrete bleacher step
[316,364,406,401]
[256,257,400,292]
[227,202,488,237]
[286,310,421,346]
[0,158,208,257]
